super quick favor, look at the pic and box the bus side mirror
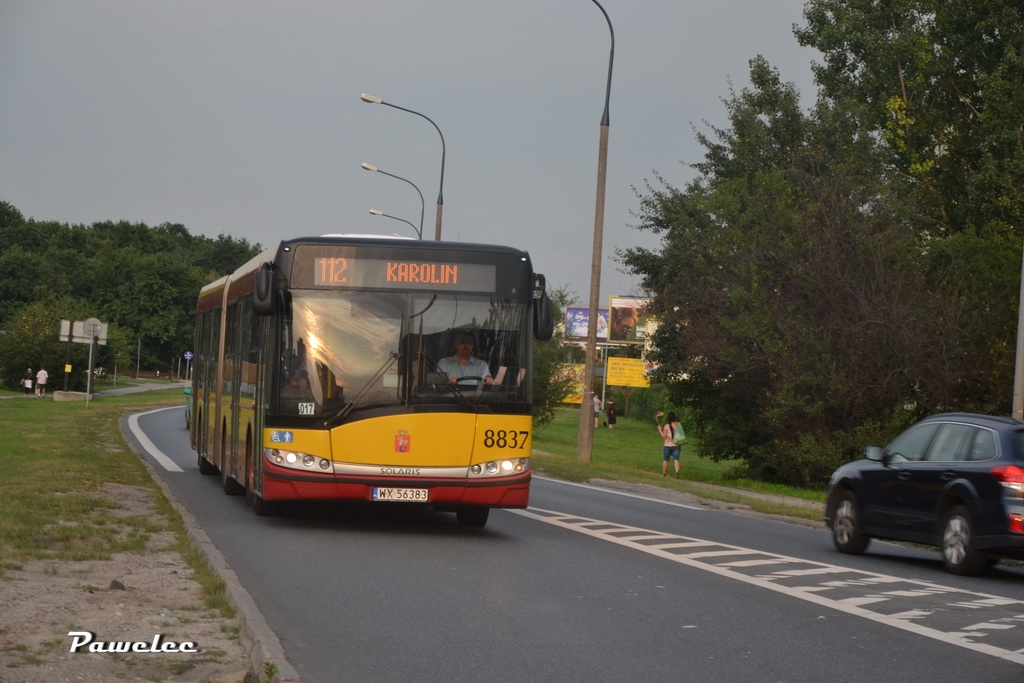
[533,273,554,341]
[253,264,274,316]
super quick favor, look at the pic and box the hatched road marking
[511,506,1024,666]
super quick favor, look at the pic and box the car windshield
[271,289,530,418]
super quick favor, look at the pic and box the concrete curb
[120,415,301,683]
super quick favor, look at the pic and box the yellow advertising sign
[558,363,587,404]
[606,357,650,388]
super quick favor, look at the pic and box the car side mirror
[865,446,884,462]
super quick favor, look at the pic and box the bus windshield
[273,289,530,418]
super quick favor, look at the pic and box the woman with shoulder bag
[657,411,684,478]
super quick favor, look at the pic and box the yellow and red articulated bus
[190,235,553,526]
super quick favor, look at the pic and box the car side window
[886,423,938,462]
[925,424,973,462]
[967,429,997,462]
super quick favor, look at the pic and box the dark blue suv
[825,413,1024,575]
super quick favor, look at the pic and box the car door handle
[941,471,957,481]
[897,471,912,480]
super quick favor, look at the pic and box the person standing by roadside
[22,368,33,396]
[592,392,602,428]
[657,411,683,478]
[606,401,617,429]
[35,366,48,398]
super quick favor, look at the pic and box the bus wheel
[222,470,245,496]
[253,494,281,517]
[197,454,218,475]
[244,438,256,506]
[456,507,489,528]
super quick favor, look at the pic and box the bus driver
[437,332,493,387]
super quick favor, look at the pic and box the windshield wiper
[409,295,436,319]
[323,351,400,428]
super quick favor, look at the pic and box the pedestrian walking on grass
[22,368,33,396]
[657,411,683,478]
[606,401,617,429]
[35,366,48,397]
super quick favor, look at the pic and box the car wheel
[832,491,870,555]
[942,506,986,576]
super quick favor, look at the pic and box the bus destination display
[312,256,497,293]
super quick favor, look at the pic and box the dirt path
[0,483,252,682]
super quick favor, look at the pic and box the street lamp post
[361,93,446,241]
[1013,236,1024,419]
[578,0,615,464]
[369,209,421,239]
[361,162,425,239]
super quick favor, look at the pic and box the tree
[0,297,96,391]
[619,0,1024,486]
[531,285,581,428]
[622,59,977,485]
[0,202,261,373]
[795,0,1024,240]
[191,232,264,276]
[795,0,1024,412]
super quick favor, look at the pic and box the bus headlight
[268,448,331,472]
[469,458,530,478]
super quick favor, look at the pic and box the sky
[0,0,819,304]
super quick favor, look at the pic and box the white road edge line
[532,474,705,511]
[127,407,184,472]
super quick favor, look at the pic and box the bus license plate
[373,487,429,502]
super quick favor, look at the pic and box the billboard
[608,296,654,344]
[565,307,609,342]
[558,363,586,404]
[606,357,651,388]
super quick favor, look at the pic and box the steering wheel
[453,375,486,398]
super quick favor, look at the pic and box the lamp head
[360,93,383,104]
[361,163,378,172]
[369,209,383,216]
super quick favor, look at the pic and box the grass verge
[532,408,825,522]
[0,386,235,618]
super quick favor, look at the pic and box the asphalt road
[125,405,1024,682]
